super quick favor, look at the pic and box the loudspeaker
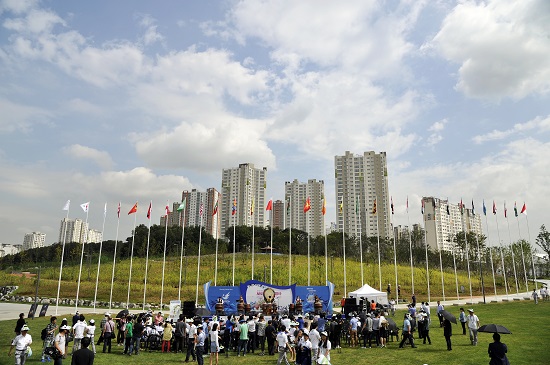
[182,301,195,317]
[343,298,358,317]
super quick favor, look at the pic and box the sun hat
[468,309,474,312]
[21,325,30,331]
[320,331,328,337]
[89,319,95,324]
[60,325,71,331]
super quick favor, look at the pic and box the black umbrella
[386,317,397,331]
[116,309,129,319]
[193,307,211,317]
[478,324,512,334]
[440,310,457,324]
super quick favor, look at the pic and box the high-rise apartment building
[87,229,103,244]
[284,179,325,238]
[334,151,391,238]
[58,218,89,244]
[22,232,46,250]
[161,188,222,239]
[272,200,284,229]
[422,197,483,252]
[220,163,267,236]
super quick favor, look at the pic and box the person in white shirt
[281,315,291,331]
[72,315,87,354]
[276,325,291,365]
[298,332,312,365]
[308,323,321,362]
[8,324,32,365]
[467,309,480,346]
[54,325,71,365]
[318,331,331,364]
[85,319,96,354]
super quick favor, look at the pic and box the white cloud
[0,98,52,133]
[473,114,550,144]
[0,0,38,16]
[426,118,448,146]
[3,7,65,33]
[137,14,164,46]
[429,0,550,100]
[63,144,115,170]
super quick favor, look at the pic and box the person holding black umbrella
[488,333,510,365]
[443,318,452,351]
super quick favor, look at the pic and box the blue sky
[0,0,548,248]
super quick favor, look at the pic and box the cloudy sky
[1,0,549,249]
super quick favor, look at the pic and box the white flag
[81,202,90,213]
[104,202,107,217]
[62,200,70,211]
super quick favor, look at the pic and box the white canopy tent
[348,283,388,305]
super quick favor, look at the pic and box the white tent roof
[348,283,388,305]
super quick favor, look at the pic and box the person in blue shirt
[398,313,416,349]
[196,327,206,365]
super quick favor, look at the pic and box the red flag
[521,203,527,215]
[492,200,497,215]
[165,203,171,216]
[212,200,218,216]
[322,196,326,215]
[117,202,121,218]
[303,197,311,213]
[232,198,237,216]
[266,199,273,211]
[147,202,152,219]
[128,202,138,215]
[199,203,203,217]
[504,201,507,218]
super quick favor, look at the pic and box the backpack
[41,327,48,341]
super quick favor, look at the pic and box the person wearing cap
[184,318,197,362]
[85,319,96,354]
[362,312,373,348]
[72,315,87,354]
[8,324,32,365]
[467,309,480,346]
[298,331,311,365]
[421,313,431,345]
[398,313,417,349]
[318,331,331,364]
[41,316,58,362]
[71,337,94,365]
[54,325,70,365]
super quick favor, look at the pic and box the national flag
[406,196,409,213]
[504,201,507,218]
[446,199,450,215]
[128,202,138,215]
[232,198,237,216]
[266,198,272,211]
[165,203,171,216]
[372,199,377,215]
[147,202,152,219]
[80,202,90,213]
[199,203,204,217]
[103,203,107,218]
[286,197,291,214]
[390,197,394,215]
[339,201,343,213]
[212,199,218,216]
[471,200,475,216]
[355,197,359,214]
[62,200,70,211]
[322,195,326,215]
[251,198,255,216]
[303,197,311,213]
[483,200,486,216]
[492,200,496,215]
[421,199,424,214]
[521,202,527,215]
[514,202,518,217]
[459,199,464,214]
[177,198,186,212]
[117,202,121,218]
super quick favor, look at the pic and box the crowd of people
[7,293,514,365]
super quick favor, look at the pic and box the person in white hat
[85,319,96,354]
[318,331,331,364]
[467,309,480,346]
[8,324,32,365]
[54,325,71,364]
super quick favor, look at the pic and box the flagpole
[460,202,472,303]
[357,198,364,286]
[143,201,152,310]
[451,234,460,300]
[436,202,445,302]
[324,199,328,284]
[75,204,89,312]
[195,204,204,305]
[288,197,292,286]
[251,195,255,280]
[160,202,169,309]
[422,203,430,303]
[515,213,528,291]
[178,199,186,299]
[270,207,274,285]
[232,201,236,287]
[307,207,310,286]
[406,197,414,295]
[391,200,398,304]
[127,210,137,309]
[341,201,347,297]
[93,203,107,313]
[109,203,120,311]
[494,207,509,299]
[505,204,519,294]
[56,201,70,315]
[523,206,538,289]
[214,202,219,286]
[483,208,498,297]
[376,207,382,292]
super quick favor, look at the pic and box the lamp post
[29,266,41,319]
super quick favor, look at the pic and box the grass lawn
[1,300,548,365]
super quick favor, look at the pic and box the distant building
[87,229,103,244]
[220,163,268,236]
[272,200,284,229]
[22,232,46,250]
[335,151,391,238]
[285,179,325,238]
[161,188,222,239]
[58,218,89,244]
[422,197,483,252]
[393,224,423,242]
[0,243,21,257]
